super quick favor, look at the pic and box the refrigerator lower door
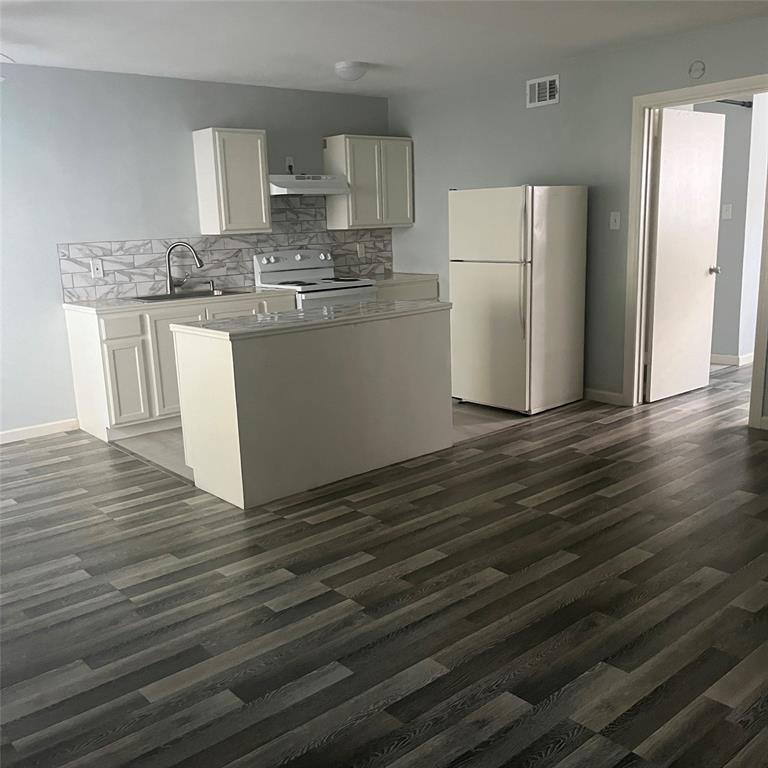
[449,261,530,412]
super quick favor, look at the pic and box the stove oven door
[297,286,378,309]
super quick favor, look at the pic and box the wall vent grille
[526,75,559,108]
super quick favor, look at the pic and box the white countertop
[61,274,439,314]
[61,286,288,314]
[375,272,438,284]
[170,299,451,340]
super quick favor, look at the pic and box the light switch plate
[90,258,104,278]
[609,211,621,231]
[722,203,733,220]
[357,242,366,260]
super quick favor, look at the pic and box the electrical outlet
[609,211,621,231]
[357,242,366,260]
[90,258,104,278]
[285,156,295,173]
[722,203,733,220]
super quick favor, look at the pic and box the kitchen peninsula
[170,300,454,508]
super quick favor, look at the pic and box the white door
[346,137,382,227]
[449,187,527,263]
[646,108,725,402]
[380,139,413,226]
[450,261,529,411]
[216,129,271,232]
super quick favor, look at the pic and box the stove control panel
[254,249,335,276]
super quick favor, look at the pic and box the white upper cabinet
[193,128,272,235]
[324,134,413,230]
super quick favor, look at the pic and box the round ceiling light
[334,61,367,82]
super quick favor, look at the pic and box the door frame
[622,74,768,428]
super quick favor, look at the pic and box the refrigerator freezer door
[529,186,588,413]
[449,261,529,411]
[449,186,527,263]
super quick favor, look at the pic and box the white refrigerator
[449,185,587,414]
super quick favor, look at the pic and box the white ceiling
[1,1,767,97]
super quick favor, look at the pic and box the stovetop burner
[278,280,316,286]
[322,277,362,283]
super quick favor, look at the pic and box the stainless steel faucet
[165,242,204,295]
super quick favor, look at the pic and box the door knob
[709,266,722,275]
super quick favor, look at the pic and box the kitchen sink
[133,289,251,302]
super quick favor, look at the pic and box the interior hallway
[1,365,766,768]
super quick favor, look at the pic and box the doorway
[623,74,768,426]
[642,97,765,405]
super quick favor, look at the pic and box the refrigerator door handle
[519,263,526,340]
[520,192,527,265]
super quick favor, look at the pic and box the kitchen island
[170,300,453,508]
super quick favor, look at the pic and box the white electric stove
[253,249,377,309]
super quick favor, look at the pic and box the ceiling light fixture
[334,61,367,82]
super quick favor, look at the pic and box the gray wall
[389,15,768,394]
[694,102,752,359]
[0,66,388,431]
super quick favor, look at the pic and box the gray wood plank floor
[2,365,767,768]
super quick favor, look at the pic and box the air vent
[526,75,559,108]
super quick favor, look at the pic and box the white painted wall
[0,66,387,432]
[694,101,752,360]
[742,93,768,362]
[388,15,768,395]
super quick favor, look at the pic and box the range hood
[269,174,350,196]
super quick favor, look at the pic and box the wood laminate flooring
[2,365,767,768]
[113,405,527,482]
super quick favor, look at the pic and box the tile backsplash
[57,196,393,302]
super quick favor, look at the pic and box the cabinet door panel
[347,137,382,227]
[217,130,271,232]
[381,139,413,226]
[104,338,151,426]
[148,310,205,417]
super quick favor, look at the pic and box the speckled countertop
[169,300,450,340]
[61,286,288,314]
[374,272,438,284]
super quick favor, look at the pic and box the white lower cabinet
[65,292,295,441]
[206,296,294,319]
[103,338,151,425]
[376,276,439,302]
[146,308,206,417]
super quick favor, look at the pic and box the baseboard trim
[711,353,754,367]
[585,388,627,406]
[0,418,80,445]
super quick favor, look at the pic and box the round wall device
[688,60,706,80]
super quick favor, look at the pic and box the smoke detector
[334,61,367,82]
